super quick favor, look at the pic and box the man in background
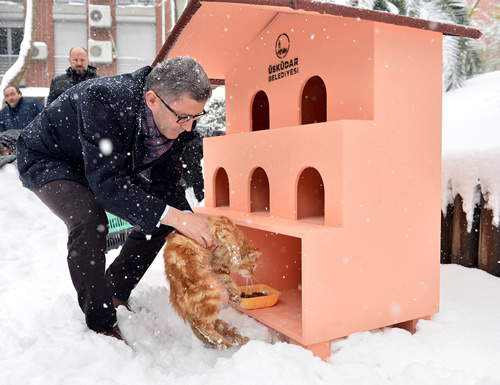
[0,85,43,132]
[46,46,99,105]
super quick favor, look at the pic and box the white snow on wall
[442,71,500,228]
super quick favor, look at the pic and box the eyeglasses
[154,92,206,124]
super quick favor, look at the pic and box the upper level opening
[301,76,327,125]
[250,167,270,215]
[252,90,270,131]
[297,167,325,224]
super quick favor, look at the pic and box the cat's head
[236,248,262,278]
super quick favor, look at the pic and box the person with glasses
[17,56,216,341]
[47,46,99,105]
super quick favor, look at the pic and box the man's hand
[161,207,216,248]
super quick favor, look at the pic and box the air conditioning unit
[88,40,113,63]
[89,5,112,28]
[32,42,48,60]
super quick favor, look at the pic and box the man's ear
[145,90,158,110]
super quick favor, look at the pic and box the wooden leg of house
[393,316,431,334]
[289,339,331,361]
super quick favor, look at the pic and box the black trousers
[32,180,172,332]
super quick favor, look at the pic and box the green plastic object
[106,212,133,233]
[105,212,133,251]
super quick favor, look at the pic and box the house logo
[275,33,290,59]
[268,33,299,83]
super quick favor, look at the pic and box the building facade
[0,0,187,90]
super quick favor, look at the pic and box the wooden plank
[478,196,500,277]
[441,203,454,264]
[451,192,480,268]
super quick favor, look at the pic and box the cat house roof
[153,0,481,82]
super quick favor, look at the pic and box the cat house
[154,0,481,360]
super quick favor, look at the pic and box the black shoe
[112,296,132,311]
[99,326,123,341]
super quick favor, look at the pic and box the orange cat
[163,216,261,349]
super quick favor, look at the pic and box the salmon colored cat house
[154,0,481,360]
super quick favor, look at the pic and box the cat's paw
[228,294,242,308]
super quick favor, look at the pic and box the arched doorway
[301,76,327,125]
[215,168,230,207]
[297,167,325,223]
[250,167,270,214]
[252,90,270,131]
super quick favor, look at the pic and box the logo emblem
[275,33,290,59]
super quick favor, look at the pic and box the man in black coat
[17,56,216,339]
[0,85,44,132]
[46,46,99,105]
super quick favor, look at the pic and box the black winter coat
[46,65,99,105]
[17,66,196,234]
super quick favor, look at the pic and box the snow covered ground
[1,71,499,384]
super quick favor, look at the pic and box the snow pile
[442,71,500,226]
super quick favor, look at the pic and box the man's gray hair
[147,56,212,103]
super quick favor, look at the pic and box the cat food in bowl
[238,284,281,310]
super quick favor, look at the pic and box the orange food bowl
[238,284,281,310]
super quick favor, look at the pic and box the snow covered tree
[199,88,226,133]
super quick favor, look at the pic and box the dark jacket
[0,97,44,132]
[46,65,99,105]
[17,66,196,234]
[0,129,20,155]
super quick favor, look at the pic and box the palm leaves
[420,0,482,91]
[341,0,484,91]
[471,2,500,73]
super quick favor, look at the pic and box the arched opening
[250,167,270,215]
[301,76,327,125]
[215,168,230,208]
[297,167,325,224]
[252,90,270,131]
